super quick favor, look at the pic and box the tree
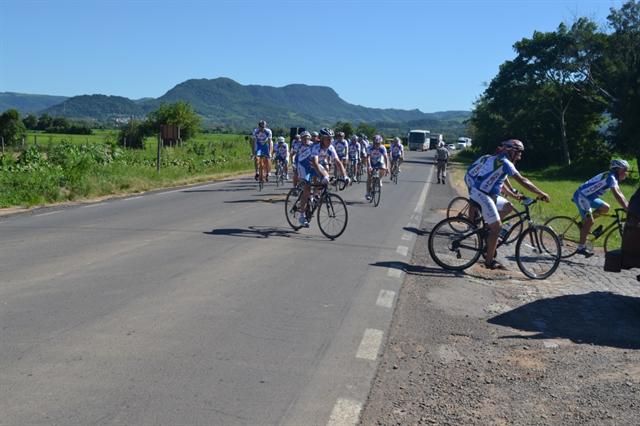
[355,122,377,139]
[118,119,149,149]
[147,101,201,141]
[36,113,53,131]
[0,109,27,147]
[333,121,354,138]
[22,114,38,130]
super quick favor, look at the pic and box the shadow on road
[223,198,285,204]
[403,159,434,165]
[489,291,640,349]
[205,226,298,239]
[370,260,464,278]
[403,226,429,236]
[182,186,257,193]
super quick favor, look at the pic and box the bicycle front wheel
[284,187,302,230]
[428,217,482,270]
[604,224,624,254]
[515,225,561,280]
[543,216,580,258]
[317,193,348,239]
[373,178,381,207]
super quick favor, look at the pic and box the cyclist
[572,159,630,257]
[469,139,550,270]
[296,129,334,227]
[274,136,290,181]
[435,141,449,184]
[333,131,349,178]
[348,135,361,183]
[366,135,390,201]
[290,133,302,187]
[252,120,273,182]
[359,135,370,180]
[390,137,404,177]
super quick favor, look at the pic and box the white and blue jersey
[360,139,370,157]
[464,154,491,190]
[252,128,272,157]
[275,142,289,162]
[334,140,348,160]
[318,143,340,168]
[390,143,404,159]
[472,154,518,196]
[368,145,388,169]
[572,171,619,218]
[348,141,361,161]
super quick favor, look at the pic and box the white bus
[407,129,430,151]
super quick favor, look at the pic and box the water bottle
[499,222,512,240]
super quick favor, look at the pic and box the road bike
[332,162,348,191]
[390,160,400,184]
[369,168,382,207]
[256,158,266,191]
[544,208,626,258]
[347,158,359,184]
[284,178,349,239]
[429,198,561,279]
[275,158,286,187]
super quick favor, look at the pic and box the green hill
[0,92,68,114]
[44,94,145,119]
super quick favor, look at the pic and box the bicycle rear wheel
[604,224,624,254]
[373,178,381,207]
[428,217,482,270]
[317,193,348,239]
[284,187,303,230]
[515,225,561,279]
[543,216,580,258]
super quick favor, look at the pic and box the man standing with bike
[469,139,550,270]
[572,159,630,257]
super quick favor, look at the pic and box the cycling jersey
[575,172,618,200]
[360,139,370,157]
[464,154,491,189]
[253,127,272,157]
[333,139,348,159]
[472,154,518,195]
[348,141,361,160]
[390,143,404,159]
[296,142,319,181]
[368,145,388,168]
[318,143,339,168]
[275,142,289,159]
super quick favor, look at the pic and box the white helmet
[277,136,285,143]
[610,159,629,170]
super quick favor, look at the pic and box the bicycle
[369,168,382,207]
[332,162,348,191]
[446,196,523,245]
[390,160,400,184]
[347,158,359,184]
[544,208,626,258]
[275,158,286,187]
[284,178,349,239]
[429,197,561,279]
[256,159,265,191]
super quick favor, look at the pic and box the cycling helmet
[502,139,525,151]
[311,131,319,137]
[300,131,311,138]
[277,136,285,143]
[373,135,383,144]
[610,159,630,170]
[319,128,335,138]
[350,135,358,141]
[337,131,345,137]
[258,120,266,128]
[394,137,401,143]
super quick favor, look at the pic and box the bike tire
[543,215,580,258]
[373,178,381,207]
[502,220,524,246]
[515,225,561,279]
[603,223,624,254]
[317,193,348,239]
[428,217,482,271]
[284,187,303,230]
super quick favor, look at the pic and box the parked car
[447,144,456,150]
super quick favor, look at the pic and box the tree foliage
[147,101,201,141]
[0,109,27,147]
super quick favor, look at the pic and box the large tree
[0,109,27,147]
[147,101,201,141]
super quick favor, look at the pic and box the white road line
[407,222,418,228]
[356,329,383,360]
[121,196,143,201]
[414,166,435,213]
[34,211,61,217]
[327,398,362,426]
[376,290,396,309]
[396,245,409,256]
[387,268,402,278]
[81,203,106,209]
[401,232,412,241]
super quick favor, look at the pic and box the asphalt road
[0,150,436,425]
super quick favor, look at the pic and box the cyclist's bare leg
[579,204,609,245]
[485,220,502,266]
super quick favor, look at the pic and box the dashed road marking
[396,245,408,256]
[81,203,106,209]
[327,398,362,426]
[376,290,396,309]
[34,211,61,217]
[401,232,412,241]
[356,328,383,360]
[414,166,434,213]
[387,268,402,278]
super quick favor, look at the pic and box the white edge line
[81,203,106,209]
[356,328,384,360]
[396,245,409,256]
[327,398,362,426]
[376,290,396,309]
[414,166,434,213]
[387,268,402,278]
[34,210,61,217]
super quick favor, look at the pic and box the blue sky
[0,0,622,113]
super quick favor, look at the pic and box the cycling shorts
[298,163,323,183]
[256,144,270,158]
[276,156,289,164]
[469,188,509,225]
[371,159,386,170]
[573,191,605,219]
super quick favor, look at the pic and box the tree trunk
[559,100,571,166]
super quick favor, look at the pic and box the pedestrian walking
[436,141,449,184]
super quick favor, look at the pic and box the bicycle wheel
[317,193,348,239]
[543,216,580,258]
[603,224,624,254]
[373,178,381,207]
[502,220,524,246]
[428,217,482,270]
[284,187,303,230]
[515,225,561,279]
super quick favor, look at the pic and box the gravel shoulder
[360,164,640,425]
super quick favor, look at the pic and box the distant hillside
[0,92,68,114]
[2,78,470,136]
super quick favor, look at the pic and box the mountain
[2,78,470,136]
[0,92,69,114]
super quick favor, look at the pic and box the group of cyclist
[462,138,630,270]
[251,120,405,227]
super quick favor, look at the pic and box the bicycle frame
[588,208,625,241]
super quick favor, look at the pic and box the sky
[0,0,624,113]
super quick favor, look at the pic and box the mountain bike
[369,168,382,207]
[390,160,400,184]
[429,198,561,279]
[284,178,349,239]
[446,196,523,245]
[544,208,626,258]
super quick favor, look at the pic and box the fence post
[1,137,4,154]
[124,137,127,149]
[157,133,162,172]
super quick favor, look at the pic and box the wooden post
[34,134,37,145]
[1,136,4,154]
[157,133,162,172]
[124,137,127,149]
